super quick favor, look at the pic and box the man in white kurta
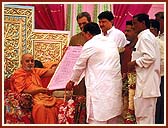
[98,11,128,48]
[66,22,123,124]
[128,13,161,124]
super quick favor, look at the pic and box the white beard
[23,66,33,71]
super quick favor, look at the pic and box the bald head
[21,53,33,61]
[21,53,34,71]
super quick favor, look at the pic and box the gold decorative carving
[4,5,33,78]
[4,5,70,79]
[4,6,33,53]
[32,31,69,63]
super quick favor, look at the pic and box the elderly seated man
[10,53,63,124]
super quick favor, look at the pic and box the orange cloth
[10,68,62,124]
[43,61,59,69]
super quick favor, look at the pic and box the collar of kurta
[101,26,115,36]
[138,29,150,38]
[106,26,115,35]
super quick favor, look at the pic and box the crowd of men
[9,11,164,124]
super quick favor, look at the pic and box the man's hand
[66,80,75,91]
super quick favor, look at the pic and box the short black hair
[77,12,91,22]
[34,60,43,68]
[150,19,160,32]
[83,22,101,36]
[155,12,164,19]
[133,13,150,29]
[98,11,114,21]
[126,20,133,26]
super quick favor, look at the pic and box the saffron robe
[10,68,62,124]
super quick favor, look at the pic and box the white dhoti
[134,97,157,124]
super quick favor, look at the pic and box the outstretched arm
[41,64,57,78]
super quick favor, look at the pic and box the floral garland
[58,98,76,124]
[124,72,136,124]
[58,94,86,124]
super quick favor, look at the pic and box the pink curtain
[24,4,65,30]
[113,4,152,32]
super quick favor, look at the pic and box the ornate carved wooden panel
[3,4,70,78]
[32,30,70,63]
[4,5,34,78]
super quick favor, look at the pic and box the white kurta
[131,29,161,124]
[132,29,161,98]
[101,26,128,47]
[71,34,123,122]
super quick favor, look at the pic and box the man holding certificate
[66,22,123,124]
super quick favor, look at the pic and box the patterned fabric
[58,95,86,124]
[122,77,129,97]
[58,98,76,124]
[124,109,136,124]
[74,96,86,124]
[124,72,136,124]
[4,89,87,124]
[4,89,33,124]
[19,93,33,109]
[127,72,136,89]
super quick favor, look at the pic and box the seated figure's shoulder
[12,68,25,77]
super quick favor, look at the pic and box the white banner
[47,46,82,90]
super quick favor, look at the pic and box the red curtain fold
[113,4,152,32]
[22,4,152,32]
[23,4,65,30]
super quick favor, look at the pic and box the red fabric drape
[22,4,153,32]
[113,4,152,32]
[24,4,65,30]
